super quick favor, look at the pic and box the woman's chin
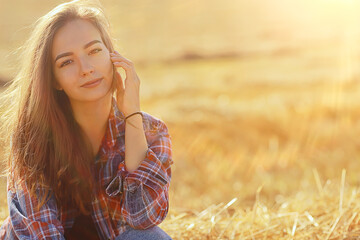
[68,86,113,104]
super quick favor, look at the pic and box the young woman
[0,0,173,239]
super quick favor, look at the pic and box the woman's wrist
[122,105,140,116]
[124,111,143,121]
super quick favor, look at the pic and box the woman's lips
[81,78,103,88]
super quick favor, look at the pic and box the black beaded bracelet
[124,111,143,121]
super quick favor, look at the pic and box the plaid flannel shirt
[0,98,173,239]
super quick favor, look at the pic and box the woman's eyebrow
[54,39,102,63]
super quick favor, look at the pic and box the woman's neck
[70,93,113,156]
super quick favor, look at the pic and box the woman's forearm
[124,114,148,172]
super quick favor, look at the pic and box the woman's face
[52,19,113,103]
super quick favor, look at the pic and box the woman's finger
[114,50,132,64]
[115,71,124,93]
[112,61,136,81]
[110,52,133,66]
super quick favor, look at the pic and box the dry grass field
[1,0,360,239]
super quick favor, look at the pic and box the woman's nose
[79,57,94,76]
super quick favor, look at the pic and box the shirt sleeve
[6,177,65,239]
[116,119,173,229]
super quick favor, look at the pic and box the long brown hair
[0,0,115,213]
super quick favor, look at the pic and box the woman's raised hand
[110,51,141,117]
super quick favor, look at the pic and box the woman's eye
[60,60,72,68]
[59,49,101,68]
[90,48,102,54]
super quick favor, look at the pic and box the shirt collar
[97,97,125,161]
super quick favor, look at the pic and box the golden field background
[1,0,360,239]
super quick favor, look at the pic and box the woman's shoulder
[141,111,169,135]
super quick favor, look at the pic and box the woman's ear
[54,81,63,91]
